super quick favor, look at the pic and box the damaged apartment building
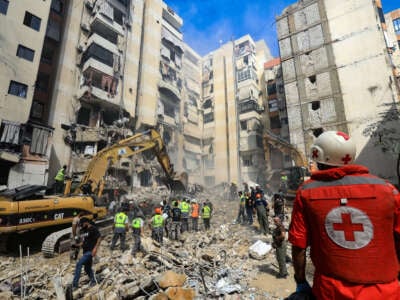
[46,0,204,191]
[200,36,272,186]
[276,0,400,182]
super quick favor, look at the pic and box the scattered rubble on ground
[0,187,302,299]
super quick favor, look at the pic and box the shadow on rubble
[257,264,279,277]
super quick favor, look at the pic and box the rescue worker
[161,199,171,238]
[131,212,144,257]
[190,199,200,231]
[54,165,67,194]
[245,191,253,225]
[272,217,288,279]
[289,131,400,299]
[72,217,101,289]
[80,179,93,195]
[180,198,190,233]
[235,191,246,224]
[150,207,164,244]
[254,193,269,235]
[202,201,211,231]
[170,201,181,240]
[280,172,288,196]
[110,207,129,251]
[70,211,85,260]
[273,193,285,222]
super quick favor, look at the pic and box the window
[51,0,63,14]
[113,8,124,25]
[237,68,251,82]
[41,46,54,64]
[203,99,212,109]
[311,101,320,110]
[81,44,114,67]
[313,128,324,137]
[23,12,41,31]
[77,107,91,125]
[270,115,281,129]
[16,45,35,62]
[377,7,385,24]
[394,18,400,35]
[0,0,9,15]
[30,101,44,119]
[204,112,214,123]
[35,72,50,92]
[243,155,253,167]
[267,83,277,95]
[8,81,28,98]
[240,120,247,130]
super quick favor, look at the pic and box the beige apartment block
[385,8,400,92]
[277,0,400,183]
[201,35,272,186]
[0,0,54,188]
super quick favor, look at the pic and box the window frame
[23,11,42,31]
[8,81,28,98]
[0,0,9,15]
[16,44,35,62]
[393,18,400,35]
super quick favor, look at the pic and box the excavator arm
[74,129,187,194]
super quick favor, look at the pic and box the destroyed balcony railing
[90,1,125,36]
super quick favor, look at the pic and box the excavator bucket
[161,172,188,192]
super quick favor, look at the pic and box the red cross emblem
[325,206,373,249]
[336,132,350,140]
[312,149,319,159]
[332,213,363,241]
[341,154,352,164]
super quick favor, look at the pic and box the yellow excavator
[0,129,187,255]
[263,131,312,199]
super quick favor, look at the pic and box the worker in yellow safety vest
[110,206,129,251]
[180,198,190,233]
[54,165,67,194]
[202,201,211,231]
[150,207,164,244]
[131,213,144,257]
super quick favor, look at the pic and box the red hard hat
[155,207,162,214]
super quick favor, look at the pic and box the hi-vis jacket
[289,165,400,284]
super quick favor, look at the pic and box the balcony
[183,122,201,139]
[238,100,263,115]
[90,8,124,36]
[183,141,201,154]
[85,33,119,55]
[78,85,120,109]
[240,133,263,152]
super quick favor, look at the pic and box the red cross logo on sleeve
[325,206,373,249]
[341,154,352,164]
[333,213,363,241]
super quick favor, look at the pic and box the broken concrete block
[149,292,169,300]
[165,287,195,300]
[157,271,187,289]
[249,240,272,260]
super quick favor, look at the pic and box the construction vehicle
[0,129,187,255]
[263,131,311,199]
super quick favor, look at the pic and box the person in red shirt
[288,131,400,300]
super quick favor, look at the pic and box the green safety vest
[202,205,211,219]
[55,168,65,181]
[281,175,288,181]
[115,212,127,228]
[180,202,190,213]
[240,196,246,206]
[132,218,142,229]
[152,214,164,228]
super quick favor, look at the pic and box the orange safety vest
[300,171,398,283]
[191,203,199,218]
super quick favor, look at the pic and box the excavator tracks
[41,217,114,258]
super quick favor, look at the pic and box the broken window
[311,101,320,110]
[243,155,253,167]
[204,112,214,123]
[82,44,114,67]
[313,128,324,137]
[240,120,247,130]
[113,8,124,25]
[77,107,91,126]
[203,99,212,109]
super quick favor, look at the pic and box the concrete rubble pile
[0,187,300,299]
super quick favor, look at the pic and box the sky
[168,0,399,58]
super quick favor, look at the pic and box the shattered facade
[262,58,292,174]
[277,0,400,182]
[201,36,273,186]
[0,0,54,188]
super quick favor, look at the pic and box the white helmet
[191,198,197,203]
[310,131,356,166]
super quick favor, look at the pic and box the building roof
[264,58,281,69]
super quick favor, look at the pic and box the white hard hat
[191,198,197,203]
[310,131,356,167]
